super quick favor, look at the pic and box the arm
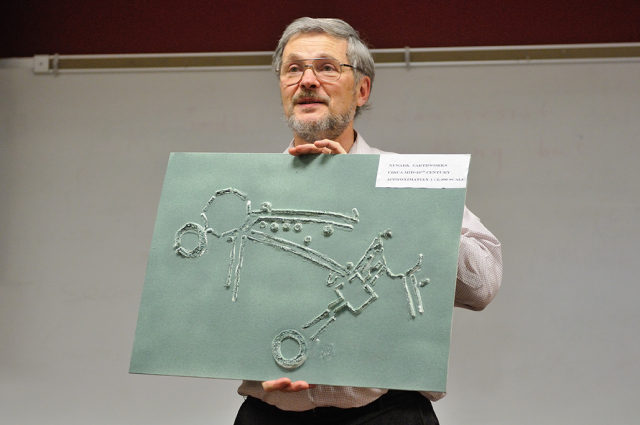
[454,206,502,311]
[289,145,503,310]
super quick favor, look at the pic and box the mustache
[292,90,331,105]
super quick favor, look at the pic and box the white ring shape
[271,329,308,369]
[174,222,207,258]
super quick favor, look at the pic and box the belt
[245,389,423,423]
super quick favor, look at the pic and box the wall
[1,58,639,424]
[3,1,640,57]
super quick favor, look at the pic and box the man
[234,18,502,425]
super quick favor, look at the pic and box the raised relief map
[173,187,431,369]
[130,153,468,392]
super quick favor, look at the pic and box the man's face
[280,33,368,143]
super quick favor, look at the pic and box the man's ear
[356,76,371,107]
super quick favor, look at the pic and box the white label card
[376,154,471,189]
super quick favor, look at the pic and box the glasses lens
[280,60,304,85]
[279,59,343,85]
[313,58,341,82]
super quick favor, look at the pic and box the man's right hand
[288,139,348,156]
[262,377,315,393]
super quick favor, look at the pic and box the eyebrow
[284,53,339,62]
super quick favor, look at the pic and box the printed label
[376,154,470,188]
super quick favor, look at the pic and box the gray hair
[273,17,375,118]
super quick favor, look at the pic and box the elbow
[454,272,501,311]
[454,244,503,311]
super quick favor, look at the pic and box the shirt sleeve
[454,206,502,311]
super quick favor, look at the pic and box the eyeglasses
[278,58,362,86]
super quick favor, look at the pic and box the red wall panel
[2,0,639,58]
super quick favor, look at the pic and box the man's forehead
[283,33,348,61]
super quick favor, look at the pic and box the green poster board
[130,153,468,392]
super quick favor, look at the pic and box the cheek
[280,93,291,110]
[282,87,297,103]
[281,90,295,115]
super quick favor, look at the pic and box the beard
[284,90,356,143]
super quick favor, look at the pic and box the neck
[293,122,356,153]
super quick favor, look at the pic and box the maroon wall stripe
[2,0,640,58]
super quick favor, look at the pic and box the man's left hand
[262,377,316,393]
[288,140,347,156]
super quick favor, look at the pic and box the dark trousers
[233,390,440,425]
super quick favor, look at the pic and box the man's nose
[299,65,319,88]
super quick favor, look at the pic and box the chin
[300,112,325,120]
[291,113,324,124]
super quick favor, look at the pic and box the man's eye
[319,63,338,72]
[287,64,302,73]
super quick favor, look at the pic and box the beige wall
[1,59,639,424]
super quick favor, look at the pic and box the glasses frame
[278,58,362,86]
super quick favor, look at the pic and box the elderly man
[234,17,502,425]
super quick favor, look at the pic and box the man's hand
[262,377,316,393]
[288,139,347,156]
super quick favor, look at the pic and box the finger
[287,380,312,392]
[313,139,347,154]
[288,144,326,156]
[284,381,314,392]
[288,141,346,156]
[262,377,292,392]
[262,378,314,393]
